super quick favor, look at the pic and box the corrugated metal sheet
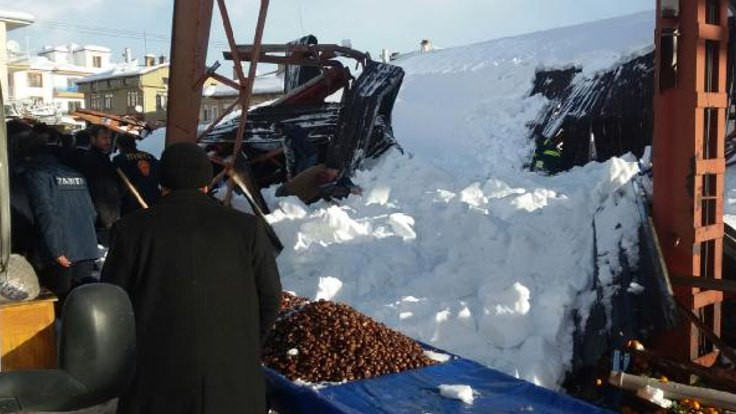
[530,53,654,170]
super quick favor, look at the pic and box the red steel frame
[165,0,270,207]
[653,0,728,365]
[165,0,269,157]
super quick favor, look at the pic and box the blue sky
[3,0,652,65]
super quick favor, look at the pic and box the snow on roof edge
[76,62,169,84]
[0,10,34,26]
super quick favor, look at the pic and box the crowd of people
[7,120,161,308]
[7,120,284,412]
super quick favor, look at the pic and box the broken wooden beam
[628,348,736,393]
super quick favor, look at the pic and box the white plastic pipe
[609,372,736,411]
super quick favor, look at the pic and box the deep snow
[260,11,656,389]
[132,10,657,391]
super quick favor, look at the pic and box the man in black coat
[22,132,99,304]
[102,142,282,414]
[81,126,122,245]
[113,134,160,215]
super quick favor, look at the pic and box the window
[27,73,43,88]
[89,94,102,110]
[103,93,113,110]
[127,90,140,108]
[93,56,102,68]
[106,80,112,88]
[203,105,219,122]
[156,93,167,110]
[67,101,82,113]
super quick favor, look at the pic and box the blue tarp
[265,352,611,414]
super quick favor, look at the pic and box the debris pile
[263,297,437,383]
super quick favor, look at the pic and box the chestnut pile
[263,294,437,383]
[279,291,309,312]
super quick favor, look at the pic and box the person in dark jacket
[8,126,37,258]
[23,132,99,305]
[275,122,319,178]
[113,134,161,215]
[81,125,122,245]
[102,142,282,414]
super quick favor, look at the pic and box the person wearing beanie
[102,142,282,414]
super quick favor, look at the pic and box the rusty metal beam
[675,300,736,365]
[216,0,248,87]
[223,44,368,64]
[209,72,240,91]
[196,99,240,141]
[73,109,151,137]
[229,0,269,159]
[225,54,343,67]
[166,0,215,145]
[670,275,736,294]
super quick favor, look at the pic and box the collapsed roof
[203,36,405,191]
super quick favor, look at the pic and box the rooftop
[39,44,111,54]
[76,62,169,84]
[202,71,284,97]
[0,10,34,31]
[9,55,108,75]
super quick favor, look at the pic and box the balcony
[54,85,79,93]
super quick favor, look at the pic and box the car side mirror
[0,283,135,413]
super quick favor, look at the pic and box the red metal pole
[230,0,270,160]
[165,0,215,145]
[652,0,728,365]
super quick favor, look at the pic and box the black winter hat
[160,142,213,190]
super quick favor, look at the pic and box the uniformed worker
[113,134,161,215]
[533,136,563,174]
[22,131,99,307]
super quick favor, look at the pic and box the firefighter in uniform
[113,134,161,215]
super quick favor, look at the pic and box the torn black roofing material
[530,52,654,170]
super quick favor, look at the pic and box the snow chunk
[365,185,391,205]
[438,384,475,404]
[388,213,417,241]
[424,350,452,363]
[627,282,645,294]
[315,277,343,301]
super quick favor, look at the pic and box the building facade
[200,71,284,123]
[7,44,112,115]
[76,60,170,124]
[0,10,34,98]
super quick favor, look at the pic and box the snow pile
[264,12,653,389]
[392,11,653,179]
[225,12,654,390]
[266,151,643,388]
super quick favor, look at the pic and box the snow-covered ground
[260,11,656,390]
